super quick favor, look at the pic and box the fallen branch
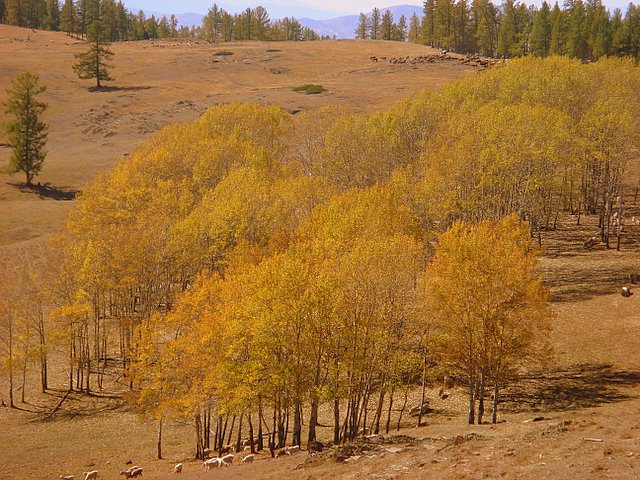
[581,437,603,443]
[45,389,71,419]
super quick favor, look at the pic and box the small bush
[292,84,327,95]
[213,51,234,56]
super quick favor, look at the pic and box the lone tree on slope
[73,0,114,88]
[3,72,48,186]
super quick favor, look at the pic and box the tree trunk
[396,386,409,431]
[492,381,499,424]
[477,368,485,424]
[468,378,476,425]
[333,397,340,444]
[195,413,204,460]
[385,386,394,434]
[8,315,14,408]
[257,399,264,451]
[372,377,385,434]
[157,417,163,460]
[307,396,319,449]
[248,413,256,454]
[292,400,301,447]
[235,412,244,453]
[417,364,427,427]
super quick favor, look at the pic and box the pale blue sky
[126,0,637,19]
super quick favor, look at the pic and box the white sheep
[221,453,235,466]
[174,463,182,474]
[119,466,140,478]
[242,454,255,464]
[203,458,222,470]
[83,471,98,480]
[130,468,143,478]
[285,445,301,455]
[622,286,632,297]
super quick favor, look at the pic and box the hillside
[2,24,640,480]
[0,24,476,260]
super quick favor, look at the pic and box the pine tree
[3,72,48,186]
[549,3,567,54]
[408,12,421,42]
[370,7,381,39]
[355,12,369,39]
[59,0,75,35]
[529,1,551,56]
[73,0,114,88]
[422,0,436,45]
[566,0,588,60]
[381,9,393,40]
[395,14,407,41]
[44,0,60,30]
[497,0,518,57]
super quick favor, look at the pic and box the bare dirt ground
[1,25,640,480]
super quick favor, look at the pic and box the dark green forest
[0,0,323,41]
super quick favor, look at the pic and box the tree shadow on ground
[10,182,78,200]
[88,85,153,93]
[35,389,127,421]
[500,364,640,413]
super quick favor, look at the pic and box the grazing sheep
[119,467,141,478]
[274,447,288,458]
[174,463,182,474]
[285,445,301,455]
[131,468,142,478]
[83,472,98,480]
[622,286,632,297]
[221,453,235,466]
[242,454,255,464]
[129,468,143,478]
[583,237,597,249]
[203,458,222,470]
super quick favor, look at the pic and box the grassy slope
[1,25,640,480]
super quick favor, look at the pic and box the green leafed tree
[73,0,114,88]
[529,1,551,57]
[3,72,48,186]
[355,12,369,38]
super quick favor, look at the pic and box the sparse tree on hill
[3,72,48,186]
[73,0,114,88]
[370,7,381,39]
[381,9,394,40]
[408,12,421,42]
[355,12,369,38]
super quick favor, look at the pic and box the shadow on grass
[88,85,153,93]
[501,364,640,413]
[10,182,78,200]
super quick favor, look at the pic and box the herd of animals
[58,444,303,479]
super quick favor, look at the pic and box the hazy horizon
[125,0,639,18]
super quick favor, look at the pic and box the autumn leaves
[51,56,640,450]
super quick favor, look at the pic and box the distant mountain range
[126,4,424,39]
[299,5,423,39]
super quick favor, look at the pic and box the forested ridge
[0,0,323,41]
[358,0,640,60]
[1,57,639,457]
